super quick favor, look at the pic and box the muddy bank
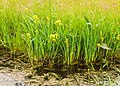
[0,65,96,86]
[0,66,120,86]
[0,46,120,86]
[0,58,120,86]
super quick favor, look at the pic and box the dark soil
[0,46,120,86]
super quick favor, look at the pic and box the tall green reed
[0,0,120,67]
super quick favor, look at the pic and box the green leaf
[84,16,91,30]
[84,16,90,23]
[100,43,112,50]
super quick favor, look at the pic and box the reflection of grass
[0,0,120,67]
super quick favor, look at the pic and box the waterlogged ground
[0,47,120,86]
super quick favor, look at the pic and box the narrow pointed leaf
[100,43,112,50]
[84,16,90,23]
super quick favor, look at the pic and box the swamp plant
[0,0,120,69]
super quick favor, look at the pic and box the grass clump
[0,0,120,69]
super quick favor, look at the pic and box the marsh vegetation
[0,0,120,85]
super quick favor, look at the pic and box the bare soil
[0,46,120,86]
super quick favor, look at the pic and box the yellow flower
[97,43,101,47]
[55,19,62,26]
[54,34,59,39]
[50,33,59,42]
[101,37,104,42]
[116,34,120,40]
[52,39,56,42]
[50,34,55,39]
[33,15,39,23]
[65,38,69,47]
